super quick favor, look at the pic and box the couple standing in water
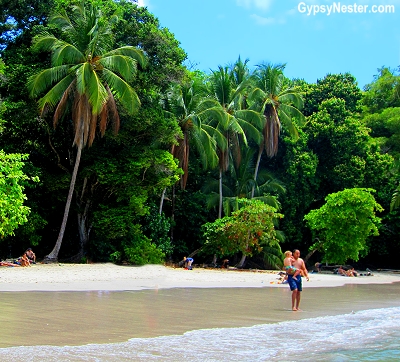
[284,249,309,311]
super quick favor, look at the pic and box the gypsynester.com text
[298,2,395,16]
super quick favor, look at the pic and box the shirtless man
[287,249,309,311]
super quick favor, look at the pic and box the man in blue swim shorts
[288,249,309,311]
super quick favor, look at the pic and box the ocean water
[1,306,399,361]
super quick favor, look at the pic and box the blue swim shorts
[287,275,302,292]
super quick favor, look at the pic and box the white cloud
[137,0,147,7]
[250,13,285,25]
[236,0,273,11]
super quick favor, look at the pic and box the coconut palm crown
[28,1,146,148]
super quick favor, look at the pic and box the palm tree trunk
[251,143,263,198]
[170,184,176,245]
[159,187,166,215]
[44,143,82,262]
[76,199,91,259]
[218,169,223,219]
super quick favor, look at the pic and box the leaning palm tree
[28,1,146,262]
[249,63,304,197]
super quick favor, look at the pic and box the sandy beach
[1,263,400,353]
[0,263,400,292]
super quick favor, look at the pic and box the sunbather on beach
[283,251,301,281]
[19,252,31,267]
[346,268,358,277]
[25,248,36,264]
[0,261,21,267]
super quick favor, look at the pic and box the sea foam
[1,307,400,361]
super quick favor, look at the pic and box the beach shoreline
[0,263,400,292]
[1,264,400,350]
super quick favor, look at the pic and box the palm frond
[235,109,265,130]
[102,46,147,68]
[101,69,140,114]
[99,54,138,82]
[104,84,120,135]
[53,80,75,126]
[28,65,71,98]
[37,73,76,112]
[52,42,85,66]
[263,245,284,270]
[253,195,281,210]
[391,185,400,211]
[235,112,263,144]
[76,62,108,115]
[202,124,227,150]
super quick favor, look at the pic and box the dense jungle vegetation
[1,0,399,268]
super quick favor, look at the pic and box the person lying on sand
[0,261,21,267]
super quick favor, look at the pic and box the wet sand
[1,283,400,348]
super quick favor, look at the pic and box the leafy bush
[109,225,165,265]
[202,199,283,260]
[304,188,383,264]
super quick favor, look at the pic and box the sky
[138,0,400,89]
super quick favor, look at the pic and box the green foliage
[305,97,387,196]
[304,188,383,264]
[109,225,165,265]
[142,205,173,256]
[303,73,362,116]
[0,0,53,47]
[279,129,318,244]
[202,199,283,259]
[363,108,400,157]
[362,67,400,114]
[0,151,36,237]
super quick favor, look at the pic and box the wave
[1,306,400,361]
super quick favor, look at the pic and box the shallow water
[1,283,400,360]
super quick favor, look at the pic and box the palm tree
[204,147,285,216]
[159,79,226,214]
[249,63,304,197]
[166,79,225,189]
[207,65,263,218]
[28,2,146,262]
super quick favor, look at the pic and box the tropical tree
[0,151,36,238]
[203,146,285,216]
[249,63,304,197]
[28,1,146,261]
[160,78,224,208]
[207,65,263,218]
[202,198,283,268]
[304,188,383,264]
